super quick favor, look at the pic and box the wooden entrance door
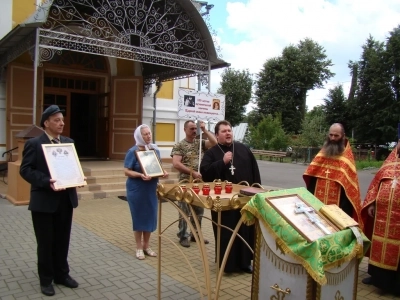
[110,77,143,160]
[96,93,109,158]
[43,73,109,158]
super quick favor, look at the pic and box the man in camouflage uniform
[171,120,217,247]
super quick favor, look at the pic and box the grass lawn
[355,160,383,170]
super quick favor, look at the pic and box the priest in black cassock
[200,120,261,273]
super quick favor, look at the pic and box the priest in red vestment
[361,142,400,296]
[303,123,363,229]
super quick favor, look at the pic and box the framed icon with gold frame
[266,194,338,242]
[135,150,164,177]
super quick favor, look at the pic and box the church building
[0,0,228,161]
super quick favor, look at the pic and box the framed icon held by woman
[135,150,164,177]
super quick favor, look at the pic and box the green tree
[300,106,327,147]
[352,36,394,144]
[323,85,349,132]
[247,114,288,150]
[217,68,253,127]
[255,57,301,133]
[243,110,261,128]
[254,38,334,133]
[386,25,400,137]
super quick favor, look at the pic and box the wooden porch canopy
[0,0,229,121]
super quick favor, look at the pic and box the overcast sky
[206,0,400,110]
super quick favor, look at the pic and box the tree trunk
[347,64,358,102]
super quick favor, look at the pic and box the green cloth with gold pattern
[241,187,370,285]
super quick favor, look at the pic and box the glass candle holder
[202,183,210,195]
[225,181,233,193]
[214,182,222,195]
[192,184,200,194]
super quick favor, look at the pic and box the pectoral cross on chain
[229,164,236,175]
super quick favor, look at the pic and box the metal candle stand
[156,180,266,299]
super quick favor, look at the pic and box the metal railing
[1,147,18,184]
[289,147,321,164]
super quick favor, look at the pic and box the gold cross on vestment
[324,169,331,178]
[389,226,400,236]
[376,222,384,233]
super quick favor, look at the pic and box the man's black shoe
[362,276,372,285]
[179,238,190,248]
[40,284,55,296]
[190,234,209,244]
[54,276,79,288]
[241,265,253,274]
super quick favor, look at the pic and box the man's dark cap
[40,105,64,127]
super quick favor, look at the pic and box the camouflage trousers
[177,202,204,240]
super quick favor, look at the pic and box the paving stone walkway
[0,197,204,300]
[1,179,400,299]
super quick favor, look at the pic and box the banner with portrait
[177,88,225,122]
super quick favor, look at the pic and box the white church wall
[143,77,199,159]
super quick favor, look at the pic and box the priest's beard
[322,137,345,157]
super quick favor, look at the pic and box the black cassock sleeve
[200,146,226,182]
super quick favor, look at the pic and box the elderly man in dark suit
[20,105,80,296]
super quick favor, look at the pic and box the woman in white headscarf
[124,124,168,260]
